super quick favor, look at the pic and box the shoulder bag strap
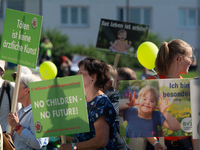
[19,108,32,123]
[0,81,5,109]
[4,80,11,111]
[154,74,160,79]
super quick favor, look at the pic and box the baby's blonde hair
[118,29,127,35]
[138,86,159,104]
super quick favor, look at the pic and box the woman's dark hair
[78,57,109,89]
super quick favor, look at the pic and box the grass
[3,68,15,82]
[181,70,199,78]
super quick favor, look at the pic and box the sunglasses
[177,56,194,63]
[187,56,194,63]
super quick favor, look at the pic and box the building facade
[0,0,200,49]
[41,0,200,49]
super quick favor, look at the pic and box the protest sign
[119,79,192,138]
[29,75,89,138]
[0,8,42,68]
[1,8,43,133]
[190,79,200,139]
[96,18,149,57]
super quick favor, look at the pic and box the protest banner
[95,18,149,68]
[29,75,89,138]
[0,8,43,133]
[0,8,42,68]
[119,79,192,138]
[96,18,149,56]
[190,79,200,139]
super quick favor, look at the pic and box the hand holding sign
[137,41,158,70]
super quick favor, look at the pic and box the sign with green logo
[29,75,89,138]
[0,8,43,68]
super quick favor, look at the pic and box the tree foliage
[0,28,172,69]
[40,28,71,65]
[40,28,171,69]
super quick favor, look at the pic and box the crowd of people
[38,36,73,78]
[0,38,198,150]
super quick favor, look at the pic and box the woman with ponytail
[145,39,195,150]
[147,39,193,79]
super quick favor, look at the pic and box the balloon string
[151,69,157,74]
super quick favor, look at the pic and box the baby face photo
[119,79,192,138]
[95,18,149,56]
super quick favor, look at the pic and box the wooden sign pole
[8,65,22,133]
[159,137,165,148]
[61,135,66,144]
[114,54,120,69]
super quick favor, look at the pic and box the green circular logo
[32,17,37,28]
[35,121,42,133]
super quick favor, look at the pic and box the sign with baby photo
[95,18,149,56]
[0,8,42,68]
[29,75,89,138]
[119,78,192,138]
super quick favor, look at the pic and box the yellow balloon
[137,41,158,70]
[39,61,58,79]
